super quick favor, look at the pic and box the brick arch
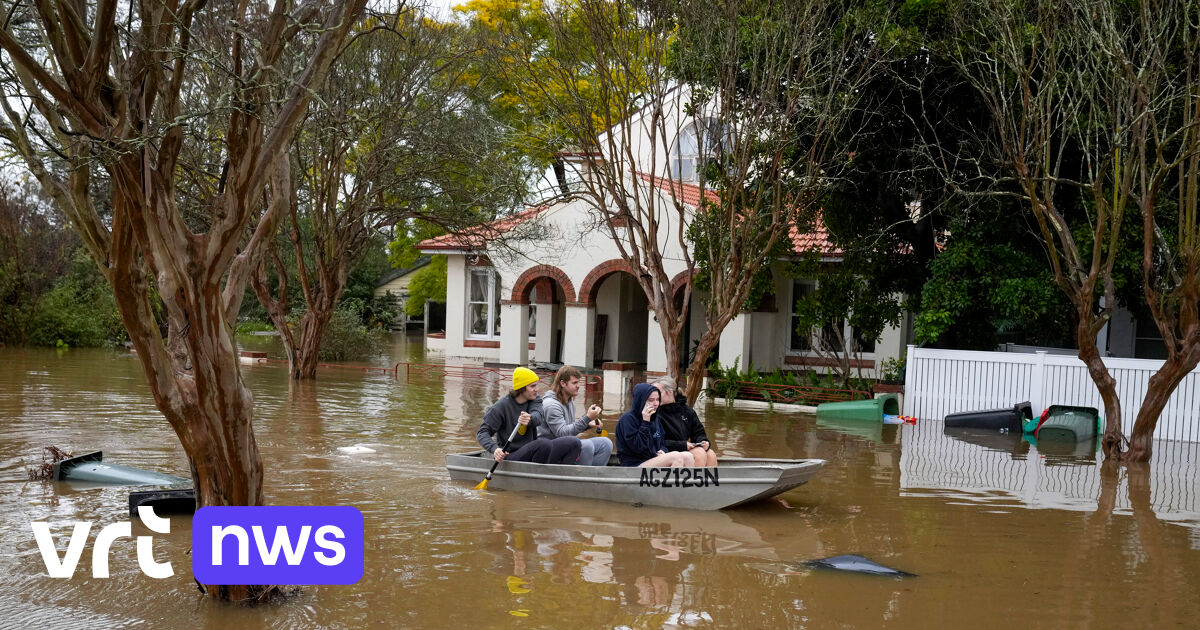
[669,270,695,299]
[575,259,638,307]
[509,264,576,305]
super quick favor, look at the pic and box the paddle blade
[474,477,489,490]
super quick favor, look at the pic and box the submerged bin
[1036,405,1100,442]
[52,451,189,486]
[944,401,1032,432]
[816,393,899,423]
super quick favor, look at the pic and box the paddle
[475,422,524,490]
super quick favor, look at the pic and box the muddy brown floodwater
[1,338,1198,629]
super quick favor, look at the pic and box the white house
[418,94,910,377]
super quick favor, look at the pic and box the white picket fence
[903,345,1200,443]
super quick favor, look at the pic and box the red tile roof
[418,175,842,258]
[637,172,839,257]
[417,206,546,252]
[635,172,721,207]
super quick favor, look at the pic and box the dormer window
[671,117,726,182]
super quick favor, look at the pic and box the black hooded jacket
[655,399,708,452]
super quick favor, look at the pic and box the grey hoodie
[538,390,590,438]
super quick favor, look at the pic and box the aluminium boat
[445,451,825,510]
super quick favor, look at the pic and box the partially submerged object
[446,452,825,510]
[944,401,1032,432]
[805,554,915,577]
[815,393,900,423]
[1036,405,1100,442]
[337,445,377,454]
[53,451,189,486]
[128,486,195,518]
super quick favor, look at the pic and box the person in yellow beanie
[476,367,582,465]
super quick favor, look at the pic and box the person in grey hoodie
[539,365,613,466]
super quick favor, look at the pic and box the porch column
[499,303,530,365]
[718,312,752,369]
[533,303,554,363]
[562,304,595,368]
[444,256,467,353]
[645,310,668,373]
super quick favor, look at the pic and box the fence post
[903,345,915,416]
[1030,351,1047,414]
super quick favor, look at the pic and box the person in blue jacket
[615,383,694,467]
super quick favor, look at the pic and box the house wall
[724,265,908,379]
[373,274,414,299]
[445,255,500,362]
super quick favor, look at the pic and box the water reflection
[903,412,1200,528]
[2,342,1200,628]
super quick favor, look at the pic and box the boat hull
[446,451,824,510]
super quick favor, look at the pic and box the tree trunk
[683,333,720,404]
[1121,355,1196,462]
[1073,303,1125,460]
[110,235,265,601]
[291,302,336,380]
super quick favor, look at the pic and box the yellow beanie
[512,367,539,391]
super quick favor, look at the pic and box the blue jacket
[616,383,664,466]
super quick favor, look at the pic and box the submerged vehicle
[445,452,825,510]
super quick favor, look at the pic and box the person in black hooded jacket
[615,383,694,468]
[651,376,718,467]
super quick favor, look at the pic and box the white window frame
[672,117,727,182]
[789,279,877,356]
[466,267,502,340]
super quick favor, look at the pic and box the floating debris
[27,445,73,480]
[805,554,915,577]
[337,445,377,454]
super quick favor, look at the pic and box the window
[790,279,876,354]
[467,268,502,339]
[790,281,814,351]
[672,124,698,181]
[671,118,727,182]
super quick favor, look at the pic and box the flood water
[2,338,1199,629]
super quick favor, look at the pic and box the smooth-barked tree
[0,0,366,601]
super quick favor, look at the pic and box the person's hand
[494,449,507,462]
[656,450,666,456]
[587,404,602,420]
[518,411,530,426]
[700,440,710,451]
[588,418,603,432]
[686,441,695,450]
[641,401,657,421]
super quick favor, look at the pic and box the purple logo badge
[192,506,364,585]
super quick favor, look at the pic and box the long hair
[550,365,583,401]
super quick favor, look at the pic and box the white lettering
[211,525,250,566]
[253,525,311,566]
[31,521,91,578]
[313,525,346,566]
[135,506,173,578]
[91,521,131,578]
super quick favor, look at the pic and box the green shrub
[317,305,386,361]
[27,252,124,347]
[236,320,276,334]
[879,356,906,383]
